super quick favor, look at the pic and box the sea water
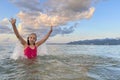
[0,43,120,80]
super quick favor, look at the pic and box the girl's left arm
[36,26,53,47]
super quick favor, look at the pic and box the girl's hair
[27,33,37,45]
[27,37,30,45]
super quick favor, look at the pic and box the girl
[10,18,53,59]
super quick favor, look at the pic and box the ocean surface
[0,43,120,80]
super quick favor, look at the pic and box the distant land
[67,38,120,45]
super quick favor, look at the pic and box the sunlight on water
[0,43,120,80]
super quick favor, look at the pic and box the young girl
[10,18,53,59]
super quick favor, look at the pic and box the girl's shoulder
[24,44,29,49]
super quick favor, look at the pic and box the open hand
[9,18,16,25]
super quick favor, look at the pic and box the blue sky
[0,0,120,43]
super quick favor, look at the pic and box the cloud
[51,23,79,36]
[0,18,9,25]
[0,18,12,34]
[10,0,97,37]
[10,0,42,12]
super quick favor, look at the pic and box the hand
[9,18,16,25]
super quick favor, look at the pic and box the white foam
[10,41,25,60]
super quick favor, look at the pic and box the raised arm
[10,18,26,45]
[36,26,53,47]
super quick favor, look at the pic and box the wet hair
[27,33,37,45]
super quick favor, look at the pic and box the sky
[0,0,120,43]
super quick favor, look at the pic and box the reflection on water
[0,44,120,80]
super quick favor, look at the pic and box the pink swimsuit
[24,46,37,59]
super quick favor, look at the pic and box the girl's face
[28,34,37,45]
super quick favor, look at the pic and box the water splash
[10,41,25,60]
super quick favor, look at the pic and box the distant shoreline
[67,38,120,45]
[48,38,120,45]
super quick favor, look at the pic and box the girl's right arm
[10,18,26,45]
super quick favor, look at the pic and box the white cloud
[10,0,42,12]
[0,18,9,26]
[0,18,12,34]
[0,34,17,43]
[8,0,102,43]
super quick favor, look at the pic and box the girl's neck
[29,44,36,49]
[29,42,35,46]
[29,44,35,46]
